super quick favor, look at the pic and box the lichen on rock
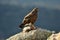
[47,32,60,40]
[6,28,53,40]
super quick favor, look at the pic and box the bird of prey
[19,8,38,29]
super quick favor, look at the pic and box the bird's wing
[22,8,38,24]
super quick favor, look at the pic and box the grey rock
[6,28,53,40]
[47,32,60,40]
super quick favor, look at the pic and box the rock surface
[6,28,53,40]
[47,32,60,40]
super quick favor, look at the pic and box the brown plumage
[19,8,38,28]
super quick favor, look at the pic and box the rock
[47,32,60,40]
[6,28,53,40]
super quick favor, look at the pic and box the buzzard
[19,8,38,29]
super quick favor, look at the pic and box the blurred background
[0,0,60,40]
